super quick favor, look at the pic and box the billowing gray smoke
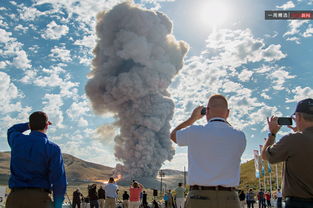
[85,2,189,178]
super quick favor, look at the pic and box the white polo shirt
[176,117,246,187]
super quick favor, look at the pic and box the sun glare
[196,1,230,29]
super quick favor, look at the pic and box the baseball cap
[295,98,313,115]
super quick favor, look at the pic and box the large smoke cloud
[85,2,189,178]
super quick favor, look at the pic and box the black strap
[210,119,226,123]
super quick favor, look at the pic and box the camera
[277,117,292,125]
[201,107,206,115]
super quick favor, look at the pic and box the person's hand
[267,116,281,134]
[287,115,298,132]
[287,125,298,132]
[190,106,205,121]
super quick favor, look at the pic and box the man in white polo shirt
[170,94,246,208]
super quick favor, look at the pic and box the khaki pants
[6,189,53,208]
[129,201,141,208]
[123,200,129,208]
[99,198,105,208]
[105,198,116,208]
[176,197,185,208]
[185,189,240,208]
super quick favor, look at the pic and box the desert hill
[0,151,282,190]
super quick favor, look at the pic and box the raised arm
[170,106,203,143]
[7,123,29,147]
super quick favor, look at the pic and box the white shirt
[176,117,246,187]
[104,183,119,198]
[277,191,283,198]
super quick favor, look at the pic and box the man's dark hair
[178,183,182,187]
[29,111,48,130]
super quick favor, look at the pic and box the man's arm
[49,145,67,208]
[170,106,204,143]
[261,116,280,161]
[7,123,29,147]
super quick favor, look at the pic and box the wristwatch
[268,132,276,137]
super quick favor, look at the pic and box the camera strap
[209,119,232,126]
[210,119,226,123]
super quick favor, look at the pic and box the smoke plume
[85,2,189,178]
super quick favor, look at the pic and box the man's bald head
[208,95,228,109]
[206,95,229,120]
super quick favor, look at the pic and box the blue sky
[0,0,313,171]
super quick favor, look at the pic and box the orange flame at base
[93,174,122,184]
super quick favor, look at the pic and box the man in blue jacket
[5,111,67,208]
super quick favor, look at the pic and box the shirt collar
[30,130,48,138]
[208,117,226,122]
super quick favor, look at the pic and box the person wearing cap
[261,98,313,208]
[170,94,246,208]
[5,111,67,208]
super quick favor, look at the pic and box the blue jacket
[7,123,67,203]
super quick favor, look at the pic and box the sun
[196,1,230,29]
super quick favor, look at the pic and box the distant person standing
[170,94,246,208]
[246,188,255,208]
[265,191,271,207]
[258,189,266,208]
[5,111,67,208]
[89,184,99,208]
[166,190,174,208]
[142,191,148,207]
[239,190,246,208]
[276,189,282,208]
[129,181,143,208]
[261,98,313,208]
[104,177,119,208]
[175,183,185,208]
[123,191,130,208]
[73,188,83,208]
[98,185,106,208]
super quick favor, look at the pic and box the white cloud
[276,1,295,10]
[0,61,8,69]
[162,152,188,171]
[0,28,13,43]
[284,20,309,37]
[286,37,300,44]
[205,29,286,68]
[238,69,253,82]
[78,117,88,127]
[12,50,32,69]
[286,86,313,103]
[0,28,32,69]
[260,92,270,100]
[42,93,64,128]
[268,68,295,90]
[18,6,43,21]
[49,46,72,62]
[14,24,29,33]
[303,25,313,37]
[0,71,25,114]
[29,65,79,98]
[74,35,96,49]
[66,100,90,119]
[41,21,69,40]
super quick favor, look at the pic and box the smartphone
[277,117,292,125]
[201,107,206,115]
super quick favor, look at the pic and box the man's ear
[226,109,230,118]
[28,123,30,129]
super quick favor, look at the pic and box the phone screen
[277,117,292,125]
